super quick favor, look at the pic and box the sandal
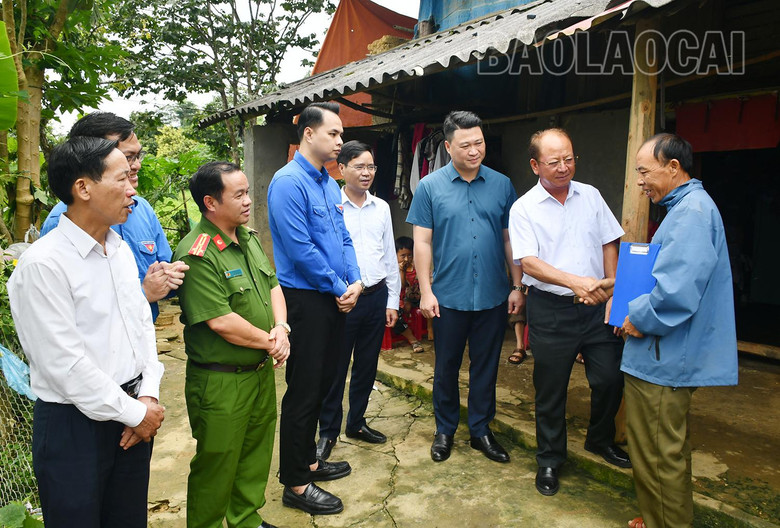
[628,517,645,528]
[411,342,424,353]
[507,348,527,365]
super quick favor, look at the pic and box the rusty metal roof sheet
[200,0,676,127]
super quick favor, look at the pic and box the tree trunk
[0,130,14,244]
[13,66,43,241]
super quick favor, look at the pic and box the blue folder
[608,242,661,327]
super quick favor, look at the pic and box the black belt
[528,286,583,304]
[364,278,386,295]
[120,373,143,398]
[190,356,269,373]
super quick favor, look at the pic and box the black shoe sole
[311,466,352,482]
[469,440,510,463]
[282,496,344,515]
[536,481,560,496]
[345,431,387,444]
[584,445,632,469]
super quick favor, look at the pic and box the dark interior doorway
[699,146,780,347]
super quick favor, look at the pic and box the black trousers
[279,287,345,487]
[526,288,624,468]
[319,282,387,439]
[32,400,152,528]
[431,302,507,437]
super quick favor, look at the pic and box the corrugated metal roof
[200,0,676,127]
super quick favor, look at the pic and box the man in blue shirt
[407,111,523,464]
[268,102,362,515]
[41,112,188,321]
[621,134,738,528]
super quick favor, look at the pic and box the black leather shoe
[260,522,277,528]
[310,459,352,481]
[282,483,343,515]
[316,437,337,460]
[469,431,510,463]
[535,466,559,496]
[430,432,453,462]
[345,424,387,444]
[584,442,632,468]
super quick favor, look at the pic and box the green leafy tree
[112,0,335,165]
[2,0,126,240]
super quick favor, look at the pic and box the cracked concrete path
[147,350,639,527]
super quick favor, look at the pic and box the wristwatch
[274,322,291,335]
[352,279,366,294]
[512,285,528,294]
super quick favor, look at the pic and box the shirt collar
[294,150,330,183]
[341,188,375,208]
[58,213,122,259]
[531,179,579,204]
[198,216,246,248]
[446,162,486,183]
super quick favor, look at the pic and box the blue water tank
[416,0,537,33]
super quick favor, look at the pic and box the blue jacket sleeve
[628,211,718,336]
[269,176,349,297]
[331,182,360,285]
[40,202,68,236]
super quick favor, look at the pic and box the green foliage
[0,260,21,353]
[155,126,201,159]
[110,0,335,161]
[187,99,245,163]
[137,151,209,247]
[0,502,43,528]
[129,110,165,156]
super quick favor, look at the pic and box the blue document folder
[608,242,661,327]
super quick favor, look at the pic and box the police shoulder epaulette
[188,233,211,257]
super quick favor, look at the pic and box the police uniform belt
[363,278,386,295]
[190,356,270,373]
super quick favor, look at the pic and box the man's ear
[529,158,540,176]
[669,159,680,174]
[203,194,218,213]
[72,178,90,202]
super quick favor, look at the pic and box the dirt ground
[150,300,780,524]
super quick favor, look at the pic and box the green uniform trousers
[625,373,696,528]
[185,360,276,528]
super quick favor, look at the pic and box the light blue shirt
[41,196,172,321]
[268,151,360,296]
[406,162,517,311]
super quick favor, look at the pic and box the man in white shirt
[8,136,165,528]
[508,128,627,497]
[316,141,401,460]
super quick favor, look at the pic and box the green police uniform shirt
[174,217,278,365]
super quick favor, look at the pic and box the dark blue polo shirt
[406,162,516,311]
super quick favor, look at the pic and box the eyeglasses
[536,156,577,168]
[347,164,377,173]
[126,150,146,164]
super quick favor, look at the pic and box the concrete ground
[148,301,779,527]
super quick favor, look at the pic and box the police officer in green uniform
[174,161,290,528]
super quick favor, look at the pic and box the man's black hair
[48,137,119,205]
[189,161,242,213]
[297,102,340,142]
[69,112,135,142]
[442,111,483,143]
[648,133,694,175]
[337,141,372,165]
[395,236,413,252]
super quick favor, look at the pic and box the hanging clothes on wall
[410,128,448,194]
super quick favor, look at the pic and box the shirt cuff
[334,279,348,297]
[117,397,149,428]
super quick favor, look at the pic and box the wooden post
[621,18,658,243]
[615,18,659,444]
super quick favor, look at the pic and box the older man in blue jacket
[620,133,738,528]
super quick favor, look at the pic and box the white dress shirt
[341,189,401,310]
[8,214,163,427]
[509,180,624,296]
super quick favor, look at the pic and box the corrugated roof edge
[199,0,676,128]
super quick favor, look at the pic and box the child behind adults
[393,236,424,353]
